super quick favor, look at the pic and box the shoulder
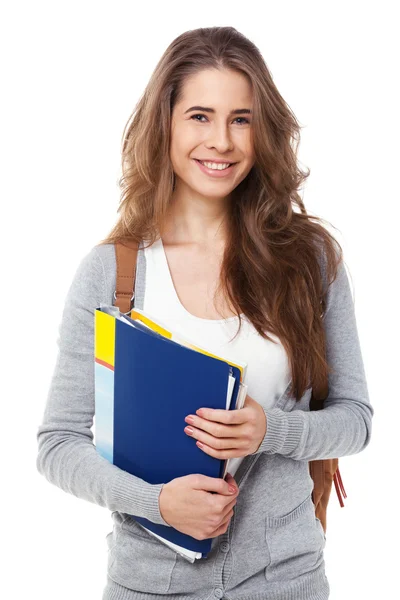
[73,242,116,281]
[93,243,117,304]
[92,242,117,275]
[312,237,354,319]
[317,243,354,321]
[65,243,117,307]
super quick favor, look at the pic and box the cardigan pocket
[264,493,326,582]
[106,516,177,594]
[315,516,327,542]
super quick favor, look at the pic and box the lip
[193,158,237,178]
[194,158,237,164]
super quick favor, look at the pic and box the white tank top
[142,236,291,477]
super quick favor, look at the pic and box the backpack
[113,239,347,534]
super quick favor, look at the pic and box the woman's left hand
[183,395,267,459]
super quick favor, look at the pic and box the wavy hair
[98,26,344,401]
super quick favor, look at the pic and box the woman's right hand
[158,472,239,540]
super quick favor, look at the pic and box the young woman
[36,26,373,600]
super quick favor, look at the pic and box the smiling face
[169,68,256,202]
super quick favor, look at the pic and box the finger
[220,501,236,522]
[188,416,248,439]
[211,509,235,538]
[223,495,239,512]
[186,418,234,438]
[196,440,247,459]
[195,407,247,425]
[190,426,245,450]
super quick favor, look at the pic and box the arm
[36,246,170,525]
[253,254,373,461]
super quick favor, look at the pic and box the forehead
[176,68,253,110]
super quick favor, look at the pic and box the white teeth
[199,161,232,170]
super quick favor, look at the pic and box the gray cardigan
[36,242,373,600]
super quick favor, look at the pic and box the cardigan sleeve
[35,246,171,526]
[252,253,373,461]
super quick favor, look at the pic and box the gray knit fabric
[36,242,373,600]
[134,240,146,310]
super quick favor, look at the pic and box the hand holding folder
[157,470,239,542]
[94,304,247,561]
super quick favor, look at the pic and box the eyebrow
[184,106,252,115]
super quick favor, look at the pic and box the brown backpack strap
[113,239,139,314]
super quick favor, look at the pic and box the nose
[205,122,234,153]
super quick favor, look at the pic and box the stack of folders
[94,304,247,563]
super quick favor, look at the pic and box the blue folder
[110,315,241,557]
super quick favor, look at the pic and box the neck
[160,188,230,247]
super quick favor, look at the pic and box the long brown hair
[98,26,343,401]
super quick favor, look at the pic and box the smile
[194,159,237,177]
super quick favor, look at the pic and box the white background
[1,1,398,598]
